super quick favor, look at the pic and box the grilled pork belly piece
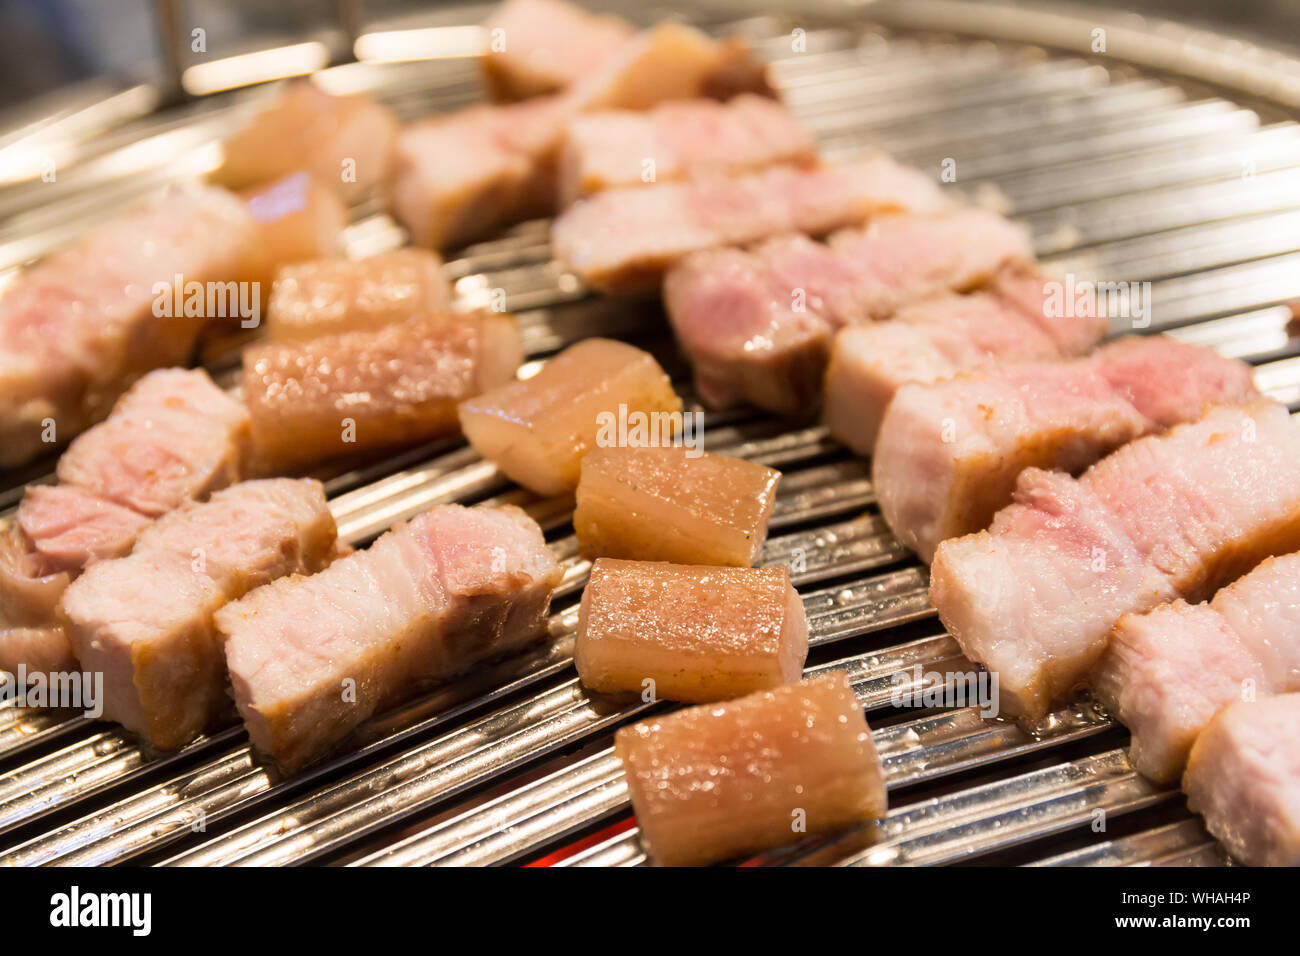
[875,336,1259,562]
[397,22,771,250]
[664,210,1034,413]
[17,368,249,574]
[0,527,76,674]
[824,285,1105,454]
[244,312,521,470]
[615,672,885,865]
[574,446,780,566]
[212,79,398,203]
[559,94,815,204]
[481,0,635,101]
[554,155,948,292]
[1183,694,1300,866]
[1095,552,1300,784]
[219,504,562,771]
[930,403,1300,721]
[266,249,452,342]
[61,479,336,749]
[577,559,807,702]
[393,95,572,250]
[459,338,681,496]
[2,369,249,677]
[242,172,347,276]
[0,186,259,468]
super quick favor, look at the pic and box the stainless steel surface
[2,1,1299,867]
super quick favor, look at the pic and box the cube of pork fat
[211,79,398,203]
[0,186,261,468]
[576,559,806,702]
[459,338,681,497]
[663,209,1035,415]
[481,0,635,101]
[244,313,521,471]
[1183,694,1300,866]
[616,673,885,866]
[930,403,1300,722]
[242,172,347,276]
[874,336,1260,563]
[1094,552,1300,784]
[553,155,948,292]
[823,291,1078,455]
[574,446,780,566]
[558,94,816,204]
[219,505,562,771]
[266,249,452,343]
[60,479,336,750]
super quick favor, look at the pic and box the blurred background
[1,1,1297,114]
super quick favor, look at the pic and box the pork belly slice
[0,186,260,468]
[1095,552,1300,783]
[60,479,336,749]
[220,504,562,771]
[560,94,815,204]
[0,527,76,674]
[17,368,249,574]
[615,672,885,866]
[875,336,1259,562]
[481,0,635,101]
[663,210,1034,414]
[242,172,347,278]
[554,155,948,292]
[577,559,806,703]
[1183,694,1300,866]
[931,403,1300,721]
[574,446,780,566]
[244,312,521,471]
[459,338,681,496]
[266,248,452,343]
[212,79,398,203]
[824,290,1080,456]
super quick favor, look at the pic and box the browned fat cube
[574,446,779,566]
[458,338,681,496]
[244,312,521,470]
[615,672,885,866]
[576,559,807,702]
[266,248,452,343]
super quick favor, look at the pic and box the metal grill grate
[2,2,1299,867]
